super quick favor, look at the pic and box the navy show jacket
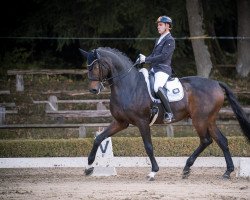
[145,33,175,75]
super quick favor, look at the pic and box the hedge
[0,136,249,157]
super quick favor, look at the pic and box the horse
[79,47,250,181]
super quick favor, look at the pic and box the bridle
[87,59,105,82]
[87,58,135,87]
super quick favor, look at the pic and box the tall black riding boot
[157,87,174,123]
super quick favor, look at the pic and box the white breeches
[153,71,169,93]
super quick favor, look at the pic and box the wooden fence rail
[0,90,10,95]
[7,69,88,75]
[0,103,18,125]
[0,121,240,138]
[4,69,250,138]
[7,69,88,92]
[32,95,250,120]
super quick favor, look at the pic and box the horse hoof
[182,174,189,179]
[147,176,155,181]
[85,167,94,176]
[146,171,156,181]
[222,173,230,179]
[146,175,155,181]
[182,170,190,179]
[222,170,232,179]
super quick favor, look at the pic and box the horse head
[79,48,110,94]
[80,47,136,95]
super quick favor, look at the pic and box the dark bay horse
[79,47,250,180]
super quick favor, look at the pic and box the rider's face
[157,22,169,35]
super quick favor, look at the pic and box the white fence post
[46,95,58,112]
[0,107,6,125]
[79,126,86,138]
[166,124,174,137]
[16,74,24,92]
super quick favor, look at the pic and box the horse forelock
[97,47,133,67]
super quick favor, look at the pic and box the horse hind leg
[182,136,213,179]
[182,124,213,179]
[209,125,234,179]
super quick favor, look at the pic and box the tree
[202,0,237,65]
[236,0,250,77]
[1,0,239,76]
[186,0,213,78]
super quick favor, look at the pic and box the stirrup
[164,112,174,123]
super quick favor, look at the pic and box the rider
[137,15,175,123]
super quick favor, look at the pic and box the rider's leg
[157,87,174,123]
[153,72,169,93]
[154,72,174,123]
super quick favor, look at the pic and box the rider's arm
[145,39,175,64]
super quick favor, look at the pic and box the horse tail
[219,81,250,142]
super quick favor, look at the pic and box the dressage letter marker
[100,140,110,155]
[91,131,117,176]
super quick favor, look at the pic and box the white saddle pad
[139,68,184,103]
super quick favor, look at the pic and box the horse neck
[109,63,139,93]
[98,49,140,93]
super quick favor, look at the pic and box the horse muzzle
[89,81,104,94]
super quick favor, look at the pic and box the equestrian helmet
[156,16,172,27]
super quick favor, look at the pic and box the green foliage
[0,137,248,157]
[1,0,240,77]
[0,48,33,77]
[0,48,32,68]
[12,0,193,55]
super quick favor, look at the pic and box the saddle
[139,68,184,103]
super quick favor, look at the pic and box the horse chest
[112,101,132,112]
[110,99,137,120]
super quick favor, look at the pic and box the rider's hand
[136,54,146,64]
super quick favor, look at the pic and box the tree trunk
[236,0,250,77]
[186,0,213,78]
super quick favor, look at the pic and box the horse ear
[79,48,88,58]
[94,50,100,59]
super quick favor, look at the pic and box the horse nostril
[89,89,98,94]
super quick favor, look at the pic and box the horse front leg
[85,120,128,176]
[138,124,159,181]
